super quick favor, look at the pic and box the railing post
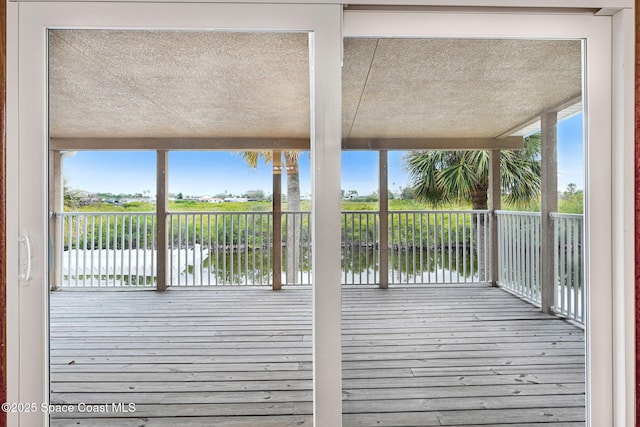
[49,150,63,291]
[156,150,168,292]
[489,149,501,286]
[378,150,389,289]
[272,151,282,290]
[540,112,558,313]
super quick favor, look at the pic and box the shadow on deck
[49,285,585,426]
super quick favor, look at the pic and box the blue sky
[556,113,584,192]
[62,114,584,197]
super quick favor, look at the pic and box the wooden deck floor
[49,285,585,426]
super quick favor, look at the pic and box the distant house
[197,195,224,203]
[78,193,100,206]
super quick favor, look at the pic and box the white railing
[551,213,585,323]
[341,211,379,284]
[56,212,157,287]
[338,210,490,284]
[55,209,585,322]
[387,210,490,284]
[56,210,491,287]
[166,211,313,286]
[55,211,310,287]
[496,211,541,303]
[340,210,490,284]
[496,211,585,325]
[168,212,273,286]
[283,211,312,285]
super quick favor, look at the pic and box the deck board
[49,285,585,426]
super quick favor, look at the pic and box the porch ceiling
[48,30,581,146]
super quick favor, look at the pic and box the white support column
[378,150,389,289]
[156,150,168,292]
[489,149,501,287]
[49,150,76,291]
[272,151,282,291]
[540,112,558,314]
[311,7,343,426]
[49,150,63,291]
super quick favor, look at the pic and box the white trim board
[6,0,635,11]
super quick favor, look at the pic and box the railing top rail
[165,211,315,215]
[56,211,155,216]
[495,210,542,217]
[389,209,491,214]
[61,209,496,216]
[167,211,273,215]
[550,212,584,219]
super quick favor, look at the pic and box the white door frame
[341,10,632,426]
[6,3,342,426]
[6,3,634,427]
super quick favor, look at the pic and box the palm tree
[63,180,82,211]
[405,134,541,209]
[405,134,541,280]
[240,151,301,284]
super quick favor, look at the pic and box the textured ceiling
[49,30,581,141]
[343,38,581,139]
[49,31,311,139]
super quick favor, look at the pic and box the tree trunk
[285,156,300,284]
[471,188,488,210]
[471,188,488,281]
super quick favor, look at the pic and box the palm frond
[404,134,541,209]
[404,151,450,206]
[436,160,478,200]
[237,151,277,169]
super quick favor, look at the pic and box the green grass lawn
[75,199,473,213]
[74,195,582,214]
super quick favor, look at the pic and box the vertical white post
[540,112,558,313]
[489,149,501,287]
[272,151,282,290]
[311,8,343,426]
[156,150,168,292]
[49,150,63,291]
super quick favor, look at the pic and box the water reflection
[171,246,483,285]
